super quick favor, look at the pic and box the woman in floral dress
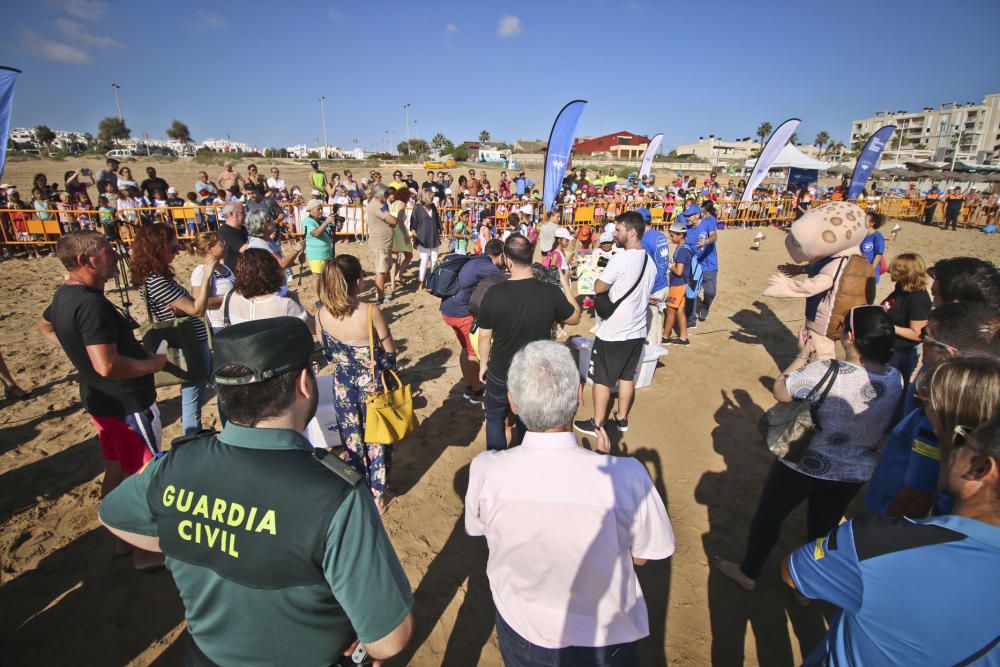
[317,254,398,513]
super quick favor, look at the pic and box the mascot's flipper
[763,272,833,298]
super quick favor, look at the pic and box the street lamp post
[413,120,418,141]
[319,96,329,160]
[111,83,122,120]
[403,104,411,144]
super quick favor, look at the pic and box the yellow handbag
[363,305,418,444]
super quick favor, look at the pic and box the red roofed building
[573,131,652,159]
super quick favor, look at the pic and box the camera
[597,255,610,268]
[80,167,91,176]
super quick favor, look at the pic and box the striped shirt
[142,274,208,341]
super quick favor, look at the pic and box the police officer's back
[100,318,414,665]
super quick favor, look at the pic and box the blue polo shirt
[788,514,1000,666]
[641,228,670,293]
[864,401,936,514]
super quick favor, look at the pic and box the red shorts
[90,403,162,475]
[443,314,477,357]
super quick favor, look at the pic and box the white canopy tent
[744,144,830,171]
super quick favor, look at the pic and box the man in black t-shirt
[38,231,167,570]
[477,235,581,450]
[217,201,249,270]
[140,166,169,199]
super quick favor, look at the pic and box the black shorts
[588,337,644,386]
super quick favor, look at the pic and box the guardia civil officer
[99,317,414,666]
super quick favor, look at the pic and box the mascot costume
[763,202,875,359]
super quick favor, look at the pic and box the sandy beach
[0,162,996,665]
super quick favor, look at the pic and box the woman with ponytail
[317,255,398,513]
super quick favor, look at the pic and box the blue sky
[2,0,999,152]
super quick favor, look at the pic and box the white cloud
[46,0,108,20]
[328,6,344,21]
[23,29,92,65]
[445,22,459,34]
[55,18,123,49]
[186,12,228,31]
[497,15,521,38]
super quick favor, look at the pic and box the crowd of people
[3,157,995,262]
[4,152,998,665]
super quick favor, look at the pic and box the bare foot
[713,558,757,591]
[375,491,396,515]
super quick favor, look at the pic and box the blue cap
[637,208,651,223]
[682,204,702,218]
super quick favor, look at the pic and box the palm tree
[479,130,490,144]
[814,131,830,157]
[756,122,772,146]
[431,133,448,152]
[789,132,799,145]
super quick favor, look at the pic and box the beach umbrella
[986,173,1000,183]
[827,164,851,175]
[886,167,911,177]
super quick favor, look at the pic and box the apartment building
[850,94,1000,164]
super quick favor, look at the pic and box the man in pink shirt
[465,340,675,665]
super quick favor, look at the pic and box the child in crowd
[576,220,593,251]
[861,211,887,284]
[452,210,471,255]
[184,192,203,236]
[664,221,692,346]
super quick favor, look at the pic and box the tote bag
[758,360,839,463]
[363,305,418,444]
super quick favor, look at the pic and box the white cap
[599,231,614,244]
[305,199,325,211]
[167,186,178,194]
[554,227,573,240]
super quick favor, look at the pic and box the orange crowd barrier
[0,197,991,251]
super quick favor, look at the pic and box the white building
[198,138,255,153]
[850,94,1000,165]
[673,136,762,165]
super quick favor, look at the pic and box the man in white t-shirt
[266,167,286,191]
[574,211,655,446]
[466,341,674,663]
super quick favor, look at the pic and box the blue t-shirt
[641,228,670,293]
[789,514,1000,666]
[669,245,693,287]
[859,231,885,265]
[860,231,886,283]
[440,254,500,319]
[684,216,719,272]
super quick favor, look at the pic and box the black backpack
[468,272,508,317]
[426,254,474,299]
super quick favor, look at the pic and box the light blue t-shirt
[789,514,1000,666]
[302,215,333,261]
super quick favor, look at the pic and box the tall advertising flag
[639,133,664,179]
[0,67,21,181]
[542,99,587,212]
[847,125,895,200]
[741,118,800,202]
